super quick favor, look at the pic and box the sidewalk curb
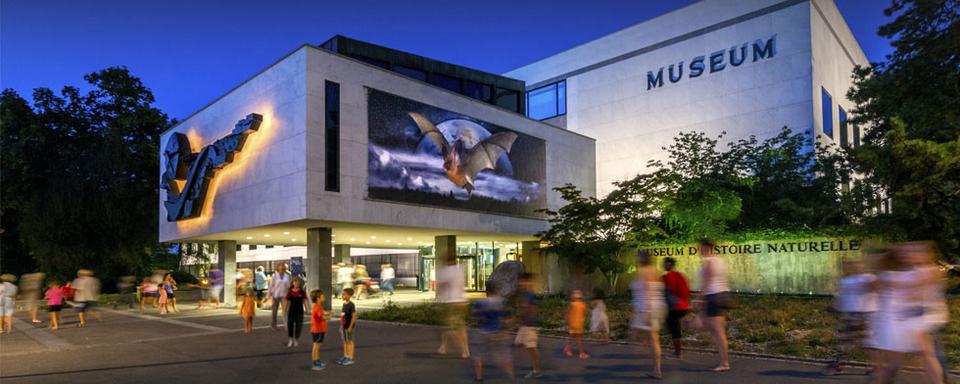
[360,319,960,377]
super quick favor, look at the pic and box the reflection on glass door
[419,257,435,292]
[457,256,479,292]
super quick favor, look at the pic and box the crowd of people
[0,269,103,331]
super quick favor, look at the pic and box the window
[352,54,390,69]
[249,244,258,251]
[393,65,427,82]
[235,244,241,251]
[265,245,274,249]
[839,106,849,148]
[853,125,862,147]
[494,88,519,112]
[525,80,566,120]
[429,73,461,93]
[325,81,340,192]
[821,87,833,139]
[464,80,492,102]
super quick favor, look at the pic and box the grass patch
[363,294,960,366]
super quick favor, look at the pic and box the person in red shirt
[309,289,330,370]
[661,257,691,359]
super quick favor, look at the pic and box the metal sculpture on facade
[161,113,263,221]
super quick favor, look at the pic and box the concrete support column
[435,235,457,300]
[217,240,237,307]
[307,227,333,311]
[521,241,545,293]
[334,244,351,264]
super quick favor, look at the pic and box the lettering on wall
[639,239,861,257]
[161,113,263,222]
[647,34,777,90]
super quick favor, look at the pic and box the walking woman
[285,277,309,347]
[269,264,292,331]
[631,250,666,380]
[698,239,731,372]
[162,274,178,314]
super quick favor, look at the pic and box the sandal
[646,372,663,380]
[712,365,730,372]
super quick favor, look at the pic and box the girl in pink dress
[158,287,169,315]
[45,281,64,330]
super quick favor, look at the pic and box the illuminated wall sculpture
[161,113,263,221]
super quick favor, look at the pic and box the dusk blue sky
[2,0,895,121]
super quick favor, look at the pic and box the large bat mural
[408,112,517,193]
[161,113,262,222]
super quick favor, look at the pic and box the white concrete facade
[158,45,596,245]
[506,0,869,196]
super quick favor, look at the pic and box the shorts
[75,301,95,313]
[471,330,510,358]
[666,309,688,339]
[144,292,159,298]
[209,286,223,299]
[256,290,266,301]
[340,328,355,342]
[705,292,733,317]
[312,332,325,343]
[165,291,175,299]
[442,303,467,328]
[48,304,63,312]
[514,326,538,348]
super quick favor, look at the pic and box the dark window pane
[526,83,558,120]
[495,88,519,113]
[394,65,427,82]
[265,245,274,249]
[353,55,390,69]
[839,107,848,148]
[236,244,242,251]
[250,244,258,251]
[853,124,861,147]
[429,73,461,93]
[464,80,492,102]
[325,81,340,192]
[821,87,833,139]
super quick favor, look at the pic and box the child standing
[338,288,357,365]
[590,288,610,343]
[45,281,64,330]
[240,289,256,333]
[157,284,169,315]
[564,290,590,359]
[285,278,308,347]
[310,289,330,370]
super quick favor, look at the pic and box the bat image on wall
[409,112,517,194]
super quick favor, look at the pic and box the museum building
[161,0,869,304]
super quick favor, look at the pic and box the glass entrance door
[457,256,480,292]
[418,257,435,292]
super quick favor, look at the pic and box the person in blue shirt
[254,266,268,308]
[470,282,514,382]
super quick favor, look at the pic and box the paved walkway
[0,301,947,383]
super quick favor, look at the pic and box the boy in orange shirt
[310,289,330,370]
[564,290,590,359]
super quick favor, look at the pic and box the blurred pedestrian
[269,263,291,331]
[21,272,44,324]
[867,244,934,384]
[354,264,370,300]
[44,281,64,330]
[564,289,589,359]
[193,274,211,309]
[337,263,354,301]
[825,257,876,375]
[158,282,169,315]
[437,260,469,359]
[590,288,609,343]
[254,266,268,308]
[240,289,256,333]
[904,242,950,384]
[470,282,513,381]
[310,289,331,371]
[662,256,691,359]
[116,275,136,310]
[514,273,542,379]
[285,277,308,347]
[699,239,732,372]
[380,263,396,296]
[338,287,358,365]
[140,276,159,312]
[208,267,224,308]
[632,250,666,379]
[0,274,18,333]
[73,269,101,327]
[162,273,178,313]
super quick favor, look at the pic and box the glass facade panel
[464,80,492,102]
[429,73,461,93]
[353,55,390,69]
[325,81,340,192]
[393,65,427,82]
[853,125,862,147]
[822,87,833,139]
[839,106,848,148]
[525,80,566,120]
[526,83,557,120]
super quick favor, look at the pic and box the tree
[847,0,960,258]
[0,67,173,281]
